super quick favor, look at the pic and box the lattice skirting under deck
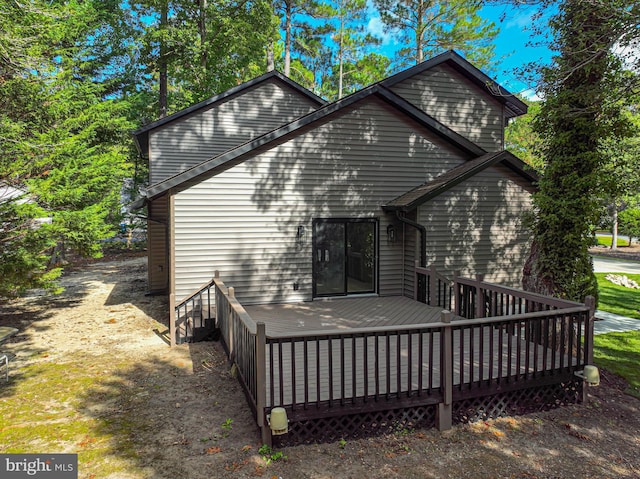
[452,378,583,424]
[272,379,583,446]
[273,405,437,447]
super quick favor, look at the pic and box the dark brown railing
[265,324,445,411]
[455,275,583,320]
[170,279,216,345]
[448,307,590,396]
[213,270,594,446]
[415,263,454,310]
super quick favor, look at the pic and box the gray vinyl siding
[402,212,418,299]
[172,98,467,304]
[390,64,504,152]
[148,80,319,185]
[418,166,533,287]
[147,195,169,292]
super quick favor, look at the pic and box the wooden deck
[244,296,447,335]
[246,297,577,408]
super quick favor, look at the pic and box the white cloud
[367,15,395,46]
[614,38,640,73]
[520,88,542,102]
[505,11,535,30]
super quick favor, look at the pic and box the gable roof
[382,150,537,213]
[138,83,505,204]
[382,50,528,119]
[132,71,326,158]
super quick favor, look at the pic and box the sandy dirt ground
[1,255,639,479]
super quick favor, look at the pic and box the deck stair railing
[213,269,595,446]
[415,263,454,310]
[170,278,216,345]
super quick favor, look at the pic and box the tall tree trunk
[199,0,207,85]
[266,40,275,71]
[611,203,618,250]
[415,0,425,64]
[284,0,292,76]
[521,0,622,302]
[159,0,168,118]
[338,15,344,99]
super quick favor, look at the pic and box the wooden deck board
[245,296,446,335]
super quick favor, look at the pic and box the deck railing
[213,270,594,445]
[414,264,585,320]
[415,264,454,310]
[170,279,216,345]
[213,274,268,441]
[455,275,583,320]
[449,307,590,393]
[265,323,445,412]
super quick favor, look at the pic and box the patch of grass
[0,359,146,478]
[596,235,630,247]
[593,330,640,398]
[595,272,640,319]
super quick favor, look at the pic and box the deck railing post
[169,293,176,347]
[437,311,453,431]
[429,264,437,306]
[453,271,461,316]
[475,274,485,319]
[584,296,596,365]
[414,260,420,301]
[228,287,235,361]
[255,322,271,445]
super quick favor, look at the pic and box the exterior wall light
[296,225,305,244]
[575,365,600,386]
[387,224,396,243]
[267,407,289,435]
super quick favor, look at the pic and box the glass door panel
[313,222,345,296]
[346,222,375,293]
[313,219,376,297]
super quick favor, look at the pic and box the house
[133,50,535,309]
[132,51,596,445]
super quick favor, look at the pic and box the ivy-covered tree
[522,0,639,301]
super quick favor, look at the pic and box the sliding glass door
[313,219,377,297]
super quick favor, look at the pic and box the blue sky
[365,2,555,99]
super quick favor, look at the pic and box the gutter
[396,211,426,267]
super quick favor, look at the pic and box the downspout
[396,210,426,267]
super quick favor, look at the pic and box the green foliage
[373,0,498,69]
[258,444,287,464]
[505,100,544,171]
[132,0,278,112]
[0,0,138,298]
[317,0,383,99]
[618,208,640,242]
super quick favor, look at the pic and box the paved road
[592,256,640,274]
